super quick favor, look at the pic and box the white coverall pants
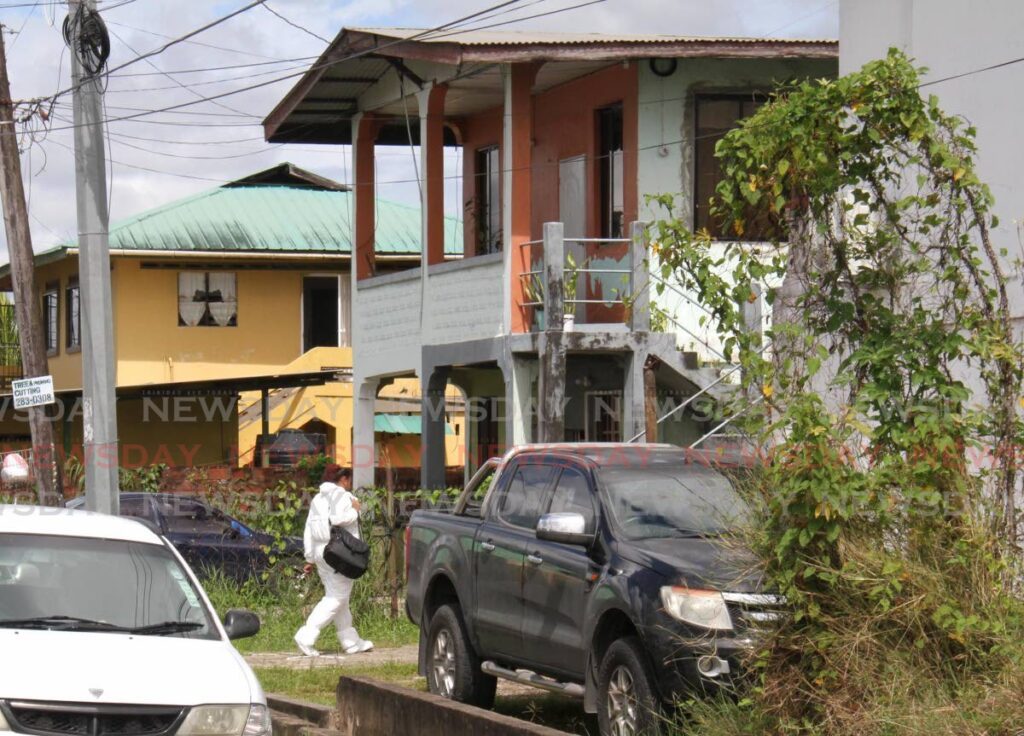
[294,560,361,649]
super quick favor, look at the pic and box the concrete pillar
[537,222,566,442]
[505,354,535,446]
[421,367,450,490]
[502,63,539,334]
[623,348,647,443]
[629,221,650,332]
[352,377,379,492]
[417,84,448,268]
[351,113,378,281]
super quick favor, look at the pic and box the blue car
[67,492,304,582]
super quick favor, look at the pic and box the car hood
[0,630,260,705]
[617,536,764,592]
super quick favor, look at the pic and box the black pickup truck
[404,443,782,735]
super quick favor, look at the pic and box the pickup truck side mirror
[536,512,593,546]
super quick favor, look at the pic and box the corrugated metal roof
[349,27,837,46]
[106,185,461,256]
[374,414,454,435]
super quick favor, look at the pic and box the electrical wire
[37,0,548,132]
[106,24,258,119]
[103,18,293,62]
[261,2,330,45]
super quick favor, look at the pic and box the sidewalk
[246,644,419,670]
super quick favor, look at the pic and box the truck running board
[481,661,586,698]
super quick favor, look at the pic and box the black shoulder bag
[323,499,370,579]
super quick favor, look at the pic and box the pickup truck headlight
[660,586,733,630]
[178,705,270,736]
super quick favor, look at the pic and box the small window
[475,146,502,255]
[66,280,81,351]
[42,285,59,356]
[498,463,556,529]
[546,467,597,533]
[178,272,237,327]
[694,94,768,240]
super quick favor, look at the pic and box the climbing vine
[651,50,1024,731]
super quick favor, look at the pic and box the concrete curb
[266,694,336,730]
[334,676,574,736]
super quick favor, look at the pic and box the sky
[0,0,838,259]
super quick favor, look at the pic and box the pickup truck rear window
[599,464,749,540]
[498,464,556,529]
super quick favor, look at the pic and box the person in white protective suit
[294,464,374,657]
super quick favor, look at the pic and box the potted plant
[563,252,580,331]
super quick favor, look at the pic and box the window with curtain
[178,272,237,327]
[42,284,58,355]
[66,279,81,350]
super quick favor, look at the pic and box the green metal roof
[374,414,454,435]
[107,184,462,256]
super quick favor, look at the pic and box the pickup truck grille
[723,592,787,632]
[1,701,185,736]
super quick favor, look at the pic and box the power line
[37,0,549,133]
[104,56,317,78]
[103,17,290,62]
[48,0,271,102]
[261,2,330,45]
[106,24,258,119]
[919,54,1024,88]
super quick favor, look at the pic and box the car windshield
[599,463,750,540]
[0,533,218,639]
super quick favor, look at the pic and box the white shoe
[344,639,374,654]
[294,636,320,658]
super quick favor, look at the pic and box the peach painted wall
[458,63,639,257]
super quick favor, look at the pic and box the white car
[0,504,271,736]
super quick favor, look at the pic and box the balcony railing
[519,221,649,333]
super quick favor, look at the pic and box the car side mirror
[222,609,260,640]
[536,512,593,546]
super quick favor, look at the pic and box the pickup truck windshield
[0,533,218,639]
[599,464,750,540]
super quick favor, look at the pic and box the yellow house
[0,164,465,479]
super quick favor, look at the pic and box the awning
[374,414,454,435]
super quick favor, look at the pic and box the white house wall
[841,0,1024,331]
[424,255,505,347]
[636,56,837,359]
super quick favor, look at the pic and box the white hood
[0,630,260,705]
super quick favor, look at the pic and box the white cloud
[0,0,838,259]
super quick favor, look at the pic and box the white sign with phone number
[12,375,56,410]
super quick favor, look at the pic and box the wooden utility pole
[0,28,61,505]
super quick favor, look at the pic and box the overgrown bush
[654,50,1024,735]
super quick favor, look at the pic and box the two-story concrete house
[264,28,838,489]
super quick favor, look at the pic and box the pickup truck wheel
[425,604,497,709]
[597,637,662,736]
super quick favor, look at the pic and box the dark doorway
[303,276,339,352]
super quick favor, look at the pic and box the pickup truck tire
[425,603,497,709]
[597,637,662,736]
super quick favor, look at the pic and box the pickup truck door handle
[526,554,543,566]
[480,541,496,552]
